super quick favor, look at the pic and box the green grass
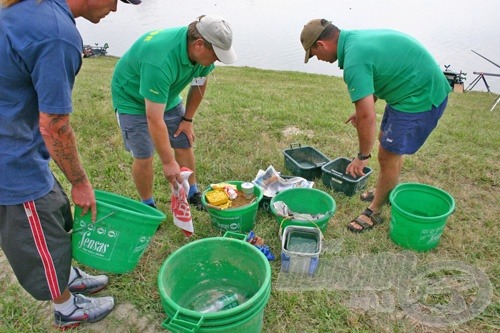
[0,56,498,332]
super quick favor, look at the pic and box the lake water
[77,0,500,93]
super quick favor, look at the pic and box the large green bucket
[158,233,271,333]
[269,188,336,234]
[389,183,455,252]
[201,181,263,232]
[72,190,166,274]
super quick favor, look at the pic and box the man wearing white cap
[0,0,142,329]
[112,15,237,211]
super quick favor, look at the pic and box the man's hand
[72,180,97,222]
[346,158,368,178]
[345,112,357,128]
[174,121,195,146]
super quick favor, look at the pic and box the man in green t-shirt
[112,15,236,210]
[300,19,450,233]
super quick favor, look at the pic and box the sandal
[347,208,384,233]
[360,189,375,202]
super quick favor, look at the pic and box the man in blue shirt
[0,0,141,329]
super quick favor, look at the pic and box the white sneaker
[54,294,115,329]
[68,267,109,295]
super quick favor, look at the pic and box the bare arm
[345,94,377,177]
[173,79,208,146]
[145,98,181,184]
[39,112,96,221]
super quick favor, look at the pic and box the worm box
[321,157,372,196]
[283,144,330,180]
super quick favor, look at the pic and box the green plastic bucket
[201,181,263,232]
[389,183,455,252]
[269,188,336,235]
[158,233,271,333]
[72,190,166,274]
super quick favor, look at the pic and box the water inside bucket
[186,289,250,313]
[285,231,319,253]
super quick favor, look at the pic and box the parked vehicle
[83,43,109,58]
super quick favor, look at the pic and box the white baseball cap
[196,15,237,64]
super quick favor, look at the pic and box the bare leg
[369,146,403,213]
[53,287,72,304]
[349,145,403,230]
[174,147,196,186]
[132,156,154,200]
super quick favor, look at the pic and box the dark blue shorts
[117,103,190,159]
[380,97,447,155]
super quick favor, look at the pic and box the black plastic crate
[321,157,372,196]
[283,144,330,180]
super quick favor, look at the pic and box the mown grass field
[0,56,498,332]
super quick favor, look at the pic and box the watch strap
[357,152,371,160]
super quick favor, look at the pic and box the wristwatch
[181,116,193,123]
[357,152,371,160]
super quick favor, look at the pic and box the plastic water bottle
[199,293,241,313]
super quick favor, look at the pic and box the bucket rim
[389,182,456,220]
[94,189,166,221]
[157,236,271,319]
[269,187,336,220]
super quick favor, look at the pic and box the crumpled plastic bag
[272,201,326,221]
[253,165,314,198]
[170,167,194,237]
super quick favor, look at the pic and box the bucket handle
[93,211,116,224]
[290,142,301,149]
[223,231,247,240]
[71,211,116,235]
[161,310,204,333]
[278,217,325,240]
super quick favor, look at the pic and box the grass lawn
[0,56,498,332]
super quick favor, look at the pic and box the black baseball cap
[120,0,142,4]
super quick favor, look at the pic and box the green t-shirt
[337,29,451,112]
[111,27,214,114]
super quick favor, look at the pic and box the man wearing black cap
[112,15,237,211]
[300,19,450,233]
[0,0,140,329]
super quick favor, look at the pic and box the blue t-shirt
[0,0,83,204]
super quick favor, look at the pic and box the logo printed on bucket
[78,231,112,255]
[128,236,153,263]
[75,220,120,260]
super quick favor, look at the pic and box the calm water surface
[77,0,500,93]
